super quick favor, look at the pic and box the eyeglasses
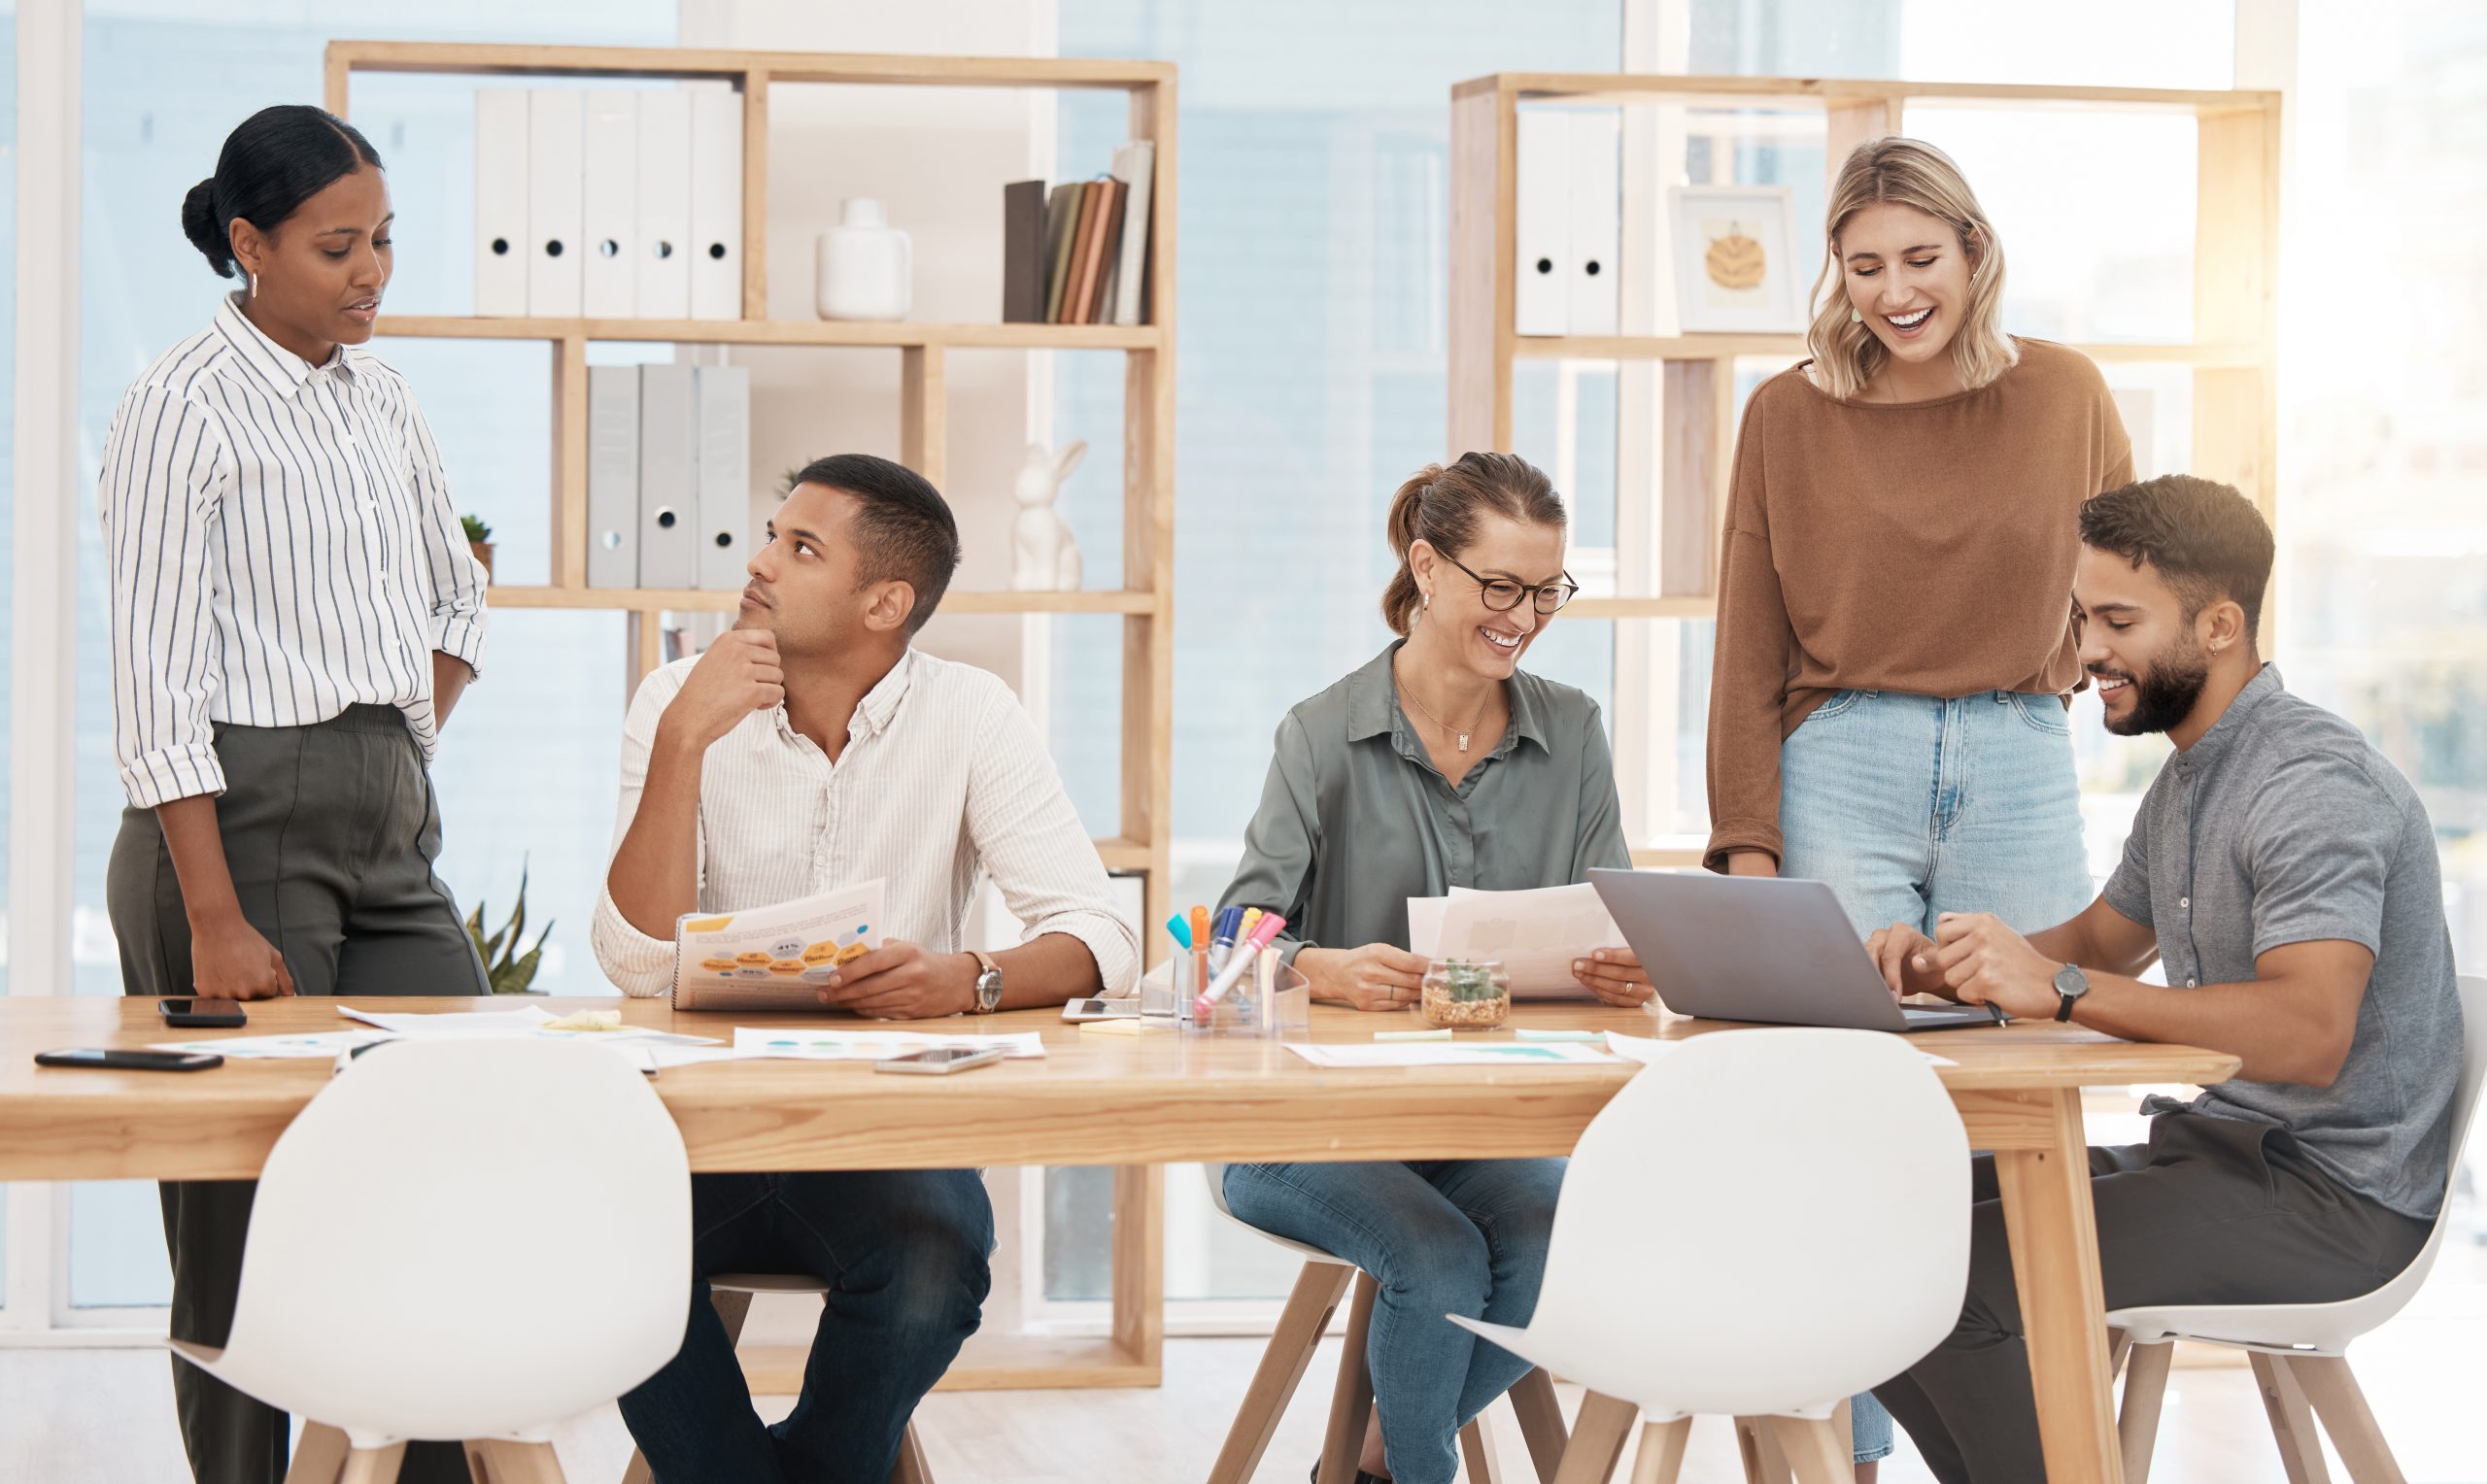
[1438,552,1579,615]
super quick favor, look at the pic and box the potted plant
[465,861,553,995]
[461,514,494,582]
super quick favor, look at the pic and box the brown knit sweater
[1703,338,2133,872]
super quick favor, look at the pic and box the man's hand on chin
[1930,912,2063,1020]
[815,939,979,1020]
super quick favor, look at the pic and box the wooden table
[0,995,2235,1483]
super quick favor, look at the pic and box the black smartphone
[36,1048,224,1072]
[159,998,248,1029]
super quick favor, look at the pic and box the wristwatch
[2052,961,2090,1023]
[969,951,1004,1015]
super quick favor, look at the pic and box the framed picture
[1666,186,1807,334]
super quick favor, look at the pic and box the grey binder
[695,364,751,590]
[587,366,640,588]
[636,363,698,590]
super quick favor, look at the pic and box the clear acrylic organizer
[1135,954,1312,1039]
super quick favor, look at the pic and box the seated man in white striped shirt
[593,453,1137,1483]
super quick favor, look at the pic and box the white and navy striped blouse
[98,293,489,808]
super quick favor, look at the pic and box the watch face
[976,967,1004,1009]
[2053,963,2089,996]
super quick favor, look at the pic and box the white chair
[1447,1029,1970,1484]
[2110,974,2487,1484]
[1200,1164,1571,1484]
[169,1038,692,1484]
[617,1272,935,1484]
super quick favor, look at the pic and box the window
[66,0,674,1314]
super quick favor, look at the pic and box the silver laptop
[1588,869,2006,1033]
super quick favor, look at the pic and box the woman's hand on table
[1298,943,1427,1012]
[1573,947,1653,1007]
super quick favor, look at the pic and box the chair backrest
[221,1038,692,1440]
[2333,973,2487,1330]
[1525,1029,1970,1417]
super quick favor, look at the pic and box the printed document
[1406,883,1627,997]
[672,879,886,1012]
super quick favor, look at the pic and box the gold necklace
[1397,668,1496,753]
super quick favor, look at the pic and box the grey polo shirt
[2105,664,2463,1218]
[1220,643,1631,959]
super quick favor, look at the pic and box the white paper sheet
[335,1005,718,1048]
[727,1028,1045,1062]
[1406,883,1626,997]
[1284,1041,1616,1068]
[672,879,887,1012]
[1603,1030,1956,1068]
[152,1029,392,1060]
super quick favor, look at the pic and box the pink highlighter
[1196,914,1287,1013]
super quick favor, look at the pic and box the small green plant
[1438,960,1504,1002]
[461,513,494,545]
[466,860,552,995]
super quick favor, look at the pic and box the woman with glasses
[1216,452,1651,1484]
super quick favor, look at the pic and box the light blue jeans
[1779,688,2094,1464]
[1223,1158,1564,1484]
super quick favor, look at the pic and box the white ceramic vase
[815,198,911,321]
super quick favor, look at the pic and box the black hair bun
[182,178,236,278]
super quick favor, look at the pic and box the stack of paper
[1406,883,1628,998]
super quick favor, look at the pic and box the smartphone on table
[1061,997,1141,1023]
[159,998,248,1029]
[872,1046,1006,1075]
[36,1048,224,1072]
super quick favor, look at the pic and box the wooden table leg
[1992,1088,2124,1484]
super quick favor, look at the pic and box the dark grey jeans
[108,704,490,1484]
[1875,1110,2435,1484]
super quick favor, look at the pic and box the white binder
[1515,110,1570,336]
[688,89,744,320]
[587,366,640,589]
[1566,110,1621,338]
[580,93,638,320]
[695,365,751,591]
[634,91,693,320]
[472,89,529,317]
[637,364,699,590]
[526,89,584,318]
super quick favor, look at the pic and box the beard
[2098,635,2209,736]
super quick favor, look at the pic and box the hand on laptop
[1929,913,2061,1020]
[1865,923,1951,1001]
[1573,948,1653,1006]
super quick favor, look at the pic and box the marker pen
[1197,914,1288,1010]
[1206,905,1244,976]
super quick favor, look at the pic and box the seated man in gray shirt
[1861,474,2464,1484]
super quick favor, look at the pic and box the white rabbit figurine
[1011,440,1086,591]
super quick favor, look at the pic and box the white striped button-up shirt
[592,647,1138,998]
[98,293,489,808]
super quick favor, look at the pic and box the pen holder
[1137,956,1312,1039]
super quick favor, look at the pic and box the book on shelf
[1014,145,1155,326]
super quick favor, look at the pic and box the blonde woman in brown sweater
[1702,137,2131,1477]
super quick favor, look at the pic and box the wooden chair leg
[2109,1326,2133,1379]
[337,1444,408,1484]
[615,1451,648,1484]
[889,1421,935,1484]
[1209,1262,1356,1484]
[1766,1418,1855,1484]
[1318,1272,1381,1484]
[1550,1393,1638,1484]
[1510,1368,1570,1484]
[2286,1355,2407,1484]
[1460,1409,1505,1484]
[2250,1351,2336,1484]
[475,1440,567,1484]
[465,1441,497,1484]
[1734,1417,1793,1484]
[2118,1340,2174,1484]
[1625,1418,1692,1484]
[284,1423,352,1484]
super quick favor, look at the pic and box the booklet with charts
[672,878,886,1012]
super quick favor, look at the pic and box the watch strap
[970,951,1003,1014]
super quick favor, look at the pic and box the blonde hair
[1804,137,2016,401]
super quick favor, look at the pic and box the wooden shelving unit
[1449,71,2284,604]
[328,40,1177,1394]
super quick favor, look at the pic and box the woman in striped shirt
[97,105,489,1484]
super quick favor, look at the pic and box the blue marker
[1206,905,1245,976]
